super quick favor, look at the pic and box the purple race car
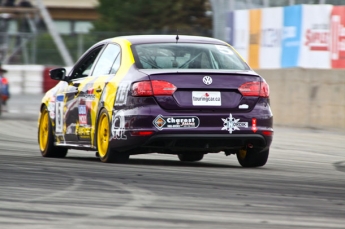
[38,35,273,167]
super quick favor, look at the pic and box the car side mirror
[50,68,67,81]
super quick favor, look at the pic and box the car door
[74,43,121,144]
[61,45,105,143]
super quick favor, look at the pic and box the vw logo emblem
[203,76,212,85]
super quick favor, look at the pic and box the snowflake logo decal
[221,113,248,134]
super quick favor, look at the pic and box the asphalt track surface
[0,95,344,229]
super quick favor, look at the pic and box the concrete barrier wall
[256,69,345,130]
[3,65,345,130]
[4,65,44,94]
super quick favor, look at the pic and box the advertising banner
[233,10,249,62]
[330,6,345,68]
[226,12,234,45]
[299,4,333,68]
[281,5,302,68]
[259,7,283,68]
[227,4,345,69]
[248,9,261,68]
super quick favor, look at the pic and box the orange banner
[248,9,261,68]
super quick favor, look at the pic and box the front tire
[96,108,129,163]
[236,149,269,167]
[178,153,204,162]
[38,106,68,158]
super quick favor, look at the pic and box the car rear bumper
[110,132,273,154]
[143,133,272,152]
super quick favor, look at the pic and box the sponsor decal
[221,113,248,134]
[192,91,221,106]
[47,97,55,119]
[55,95,64,133]
[77,126,91,137]
[66,123,77,134]
[115,83,130,106]
[78,105,87,125]
[153,115,200,130]
[81,93,95,101]
[111,110,127,140]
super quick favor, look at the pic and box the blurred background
[2,0,344,66]
[0,0,344,129]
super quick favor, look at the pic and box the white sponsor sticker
[221,113,248,134]
[192,91,221,106]
[55,95,64,133]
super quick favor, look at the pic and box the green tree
[93,0,212,36]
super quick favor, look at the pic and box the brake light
[132,80,176,96]
[132,81,153,96]
[131,131,154,136]
[1,77,8,84]
[262,131,273,136]
[238,81,269,97]
[151,80,177,95]
[252,118,257,133]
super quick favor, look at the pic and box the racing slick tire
[178,153,204,162]
[96,108,129,163]
[236,148,269,167]
[38,106,68,158]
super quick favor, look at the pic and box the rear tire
[178,153,204,162]
[38,106,68,158]
[96,108,129,163]
[236,149,269,167]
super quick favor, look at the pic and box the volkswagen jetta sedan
[38,35,273,167]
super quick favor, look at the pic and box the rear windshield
[132,43,250,70]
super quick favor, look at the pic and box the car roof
[109,35,228,45]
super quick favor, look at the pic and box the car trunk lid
[139,69,262,112]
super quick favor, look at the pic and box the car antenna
[176,29,179,43]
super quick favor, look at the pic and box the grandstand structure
[0,0,98,65]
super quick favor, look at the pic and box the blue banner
[281,5,302,67]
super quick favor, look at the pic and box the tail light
[238,81,269,97]
[1,77,8,84]
[131,131,154,136]
[132,81,153,96]
[262,131,273,136]
[132,80,177,96]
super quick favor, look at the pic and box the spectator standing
[0,63,10,112]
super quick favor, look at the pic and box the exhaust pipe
[247,143,253,149]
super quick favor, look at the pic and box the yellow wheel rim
[97,113,109,158]
[238,149,247,160]
[39,109,49,151]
